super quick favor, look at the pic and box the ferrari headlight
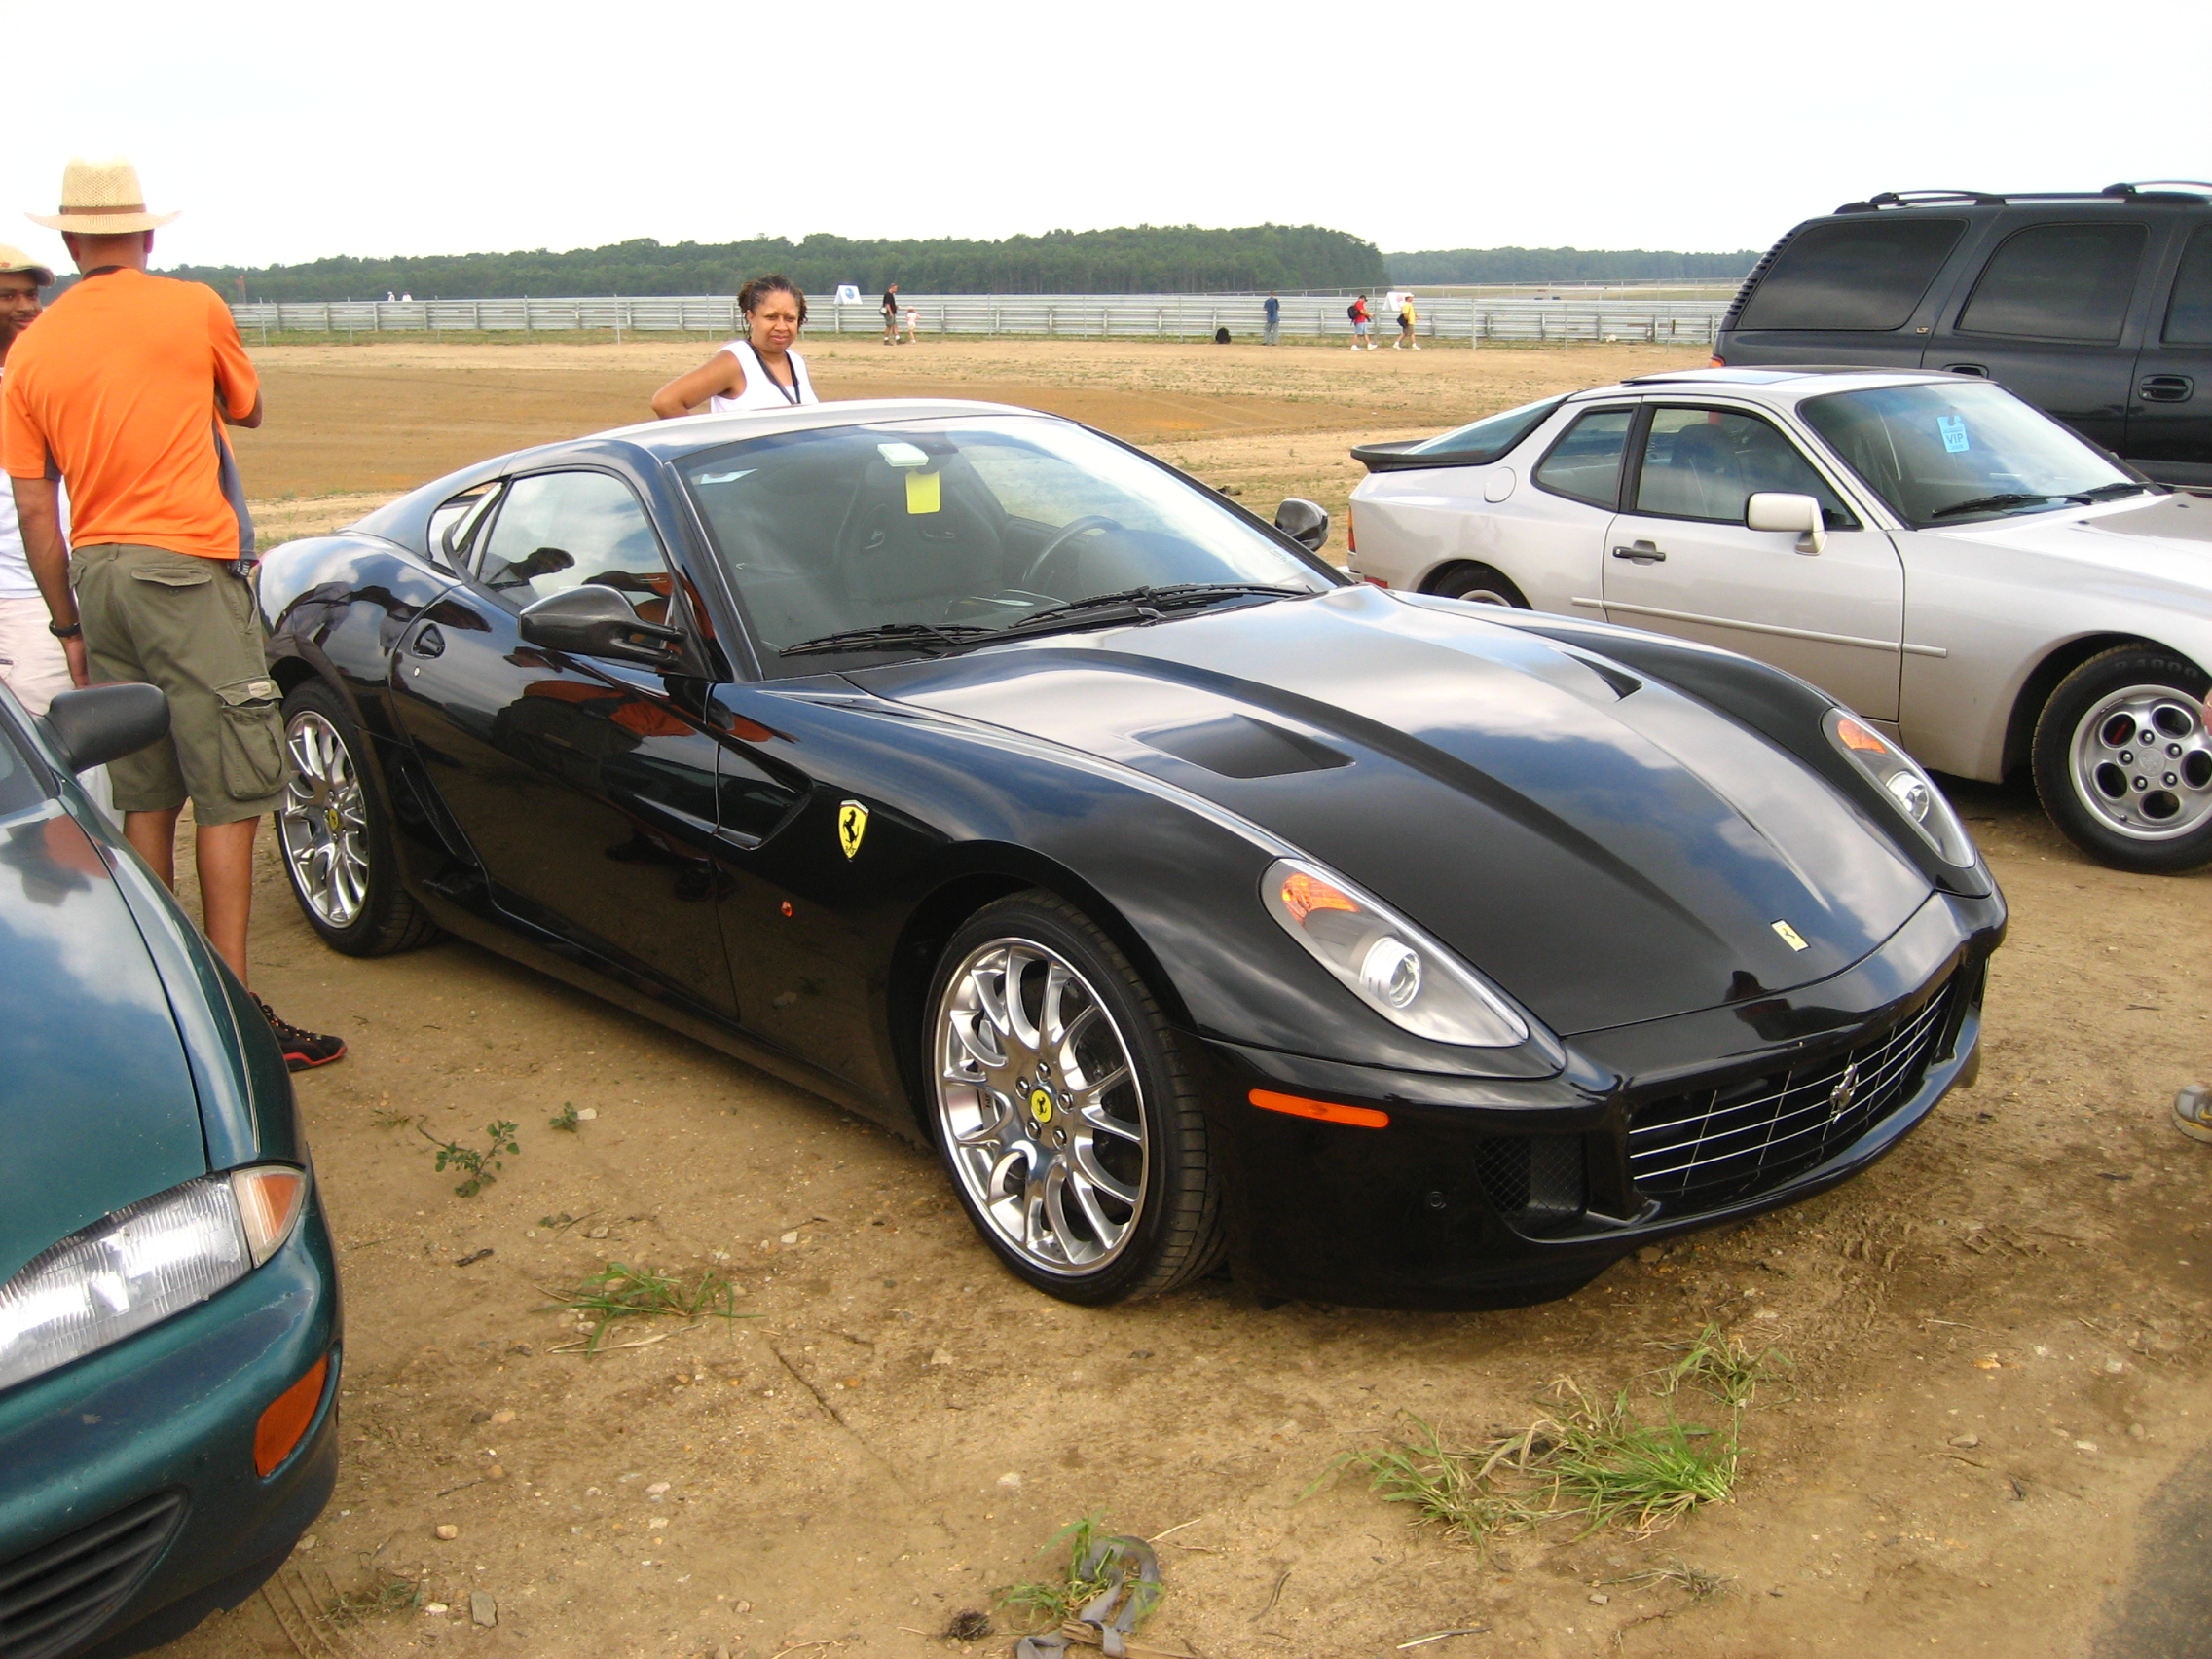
[0,1166,307,1393]
[1262,859,1530,1047]
[1825,710,1976,867]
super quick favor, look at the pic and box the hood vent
[1137,715,1351,779]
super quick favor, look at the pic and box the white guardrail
[229,293,1728,346]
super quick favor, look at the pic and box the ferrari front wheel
[927,893,1225,1304]
[277,680,440,955]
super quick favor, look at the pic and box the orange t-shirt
[1,269,259,561]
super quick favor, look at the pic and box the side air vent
[1138,715,1350,780]
[0,1491,187,1659]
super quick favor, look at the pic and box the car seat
[831,454,1010,620]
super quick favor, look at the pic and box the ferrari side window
[1532,407,1634,509]
[1636,407,1854,527]
[427,485,498,573]
[476,471,673,620]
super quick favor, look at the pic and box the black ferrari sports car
[258,399,2005,1309]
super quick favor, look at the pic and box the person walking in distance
[3,156,345,1069]
[881,281,900,344]
[1347,293,1373,350]
[1395,292,1419,350]
[1263,291,1281,346]
[649,275,818,416]
[0,244,66,715]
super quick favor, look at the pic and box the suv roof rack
[1837,182,2212,213]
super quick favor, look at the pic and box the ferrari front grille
[0,1491,185,1659]
[1628,980,1957,1213]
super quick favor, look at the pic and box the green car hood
[0,804,206,1285]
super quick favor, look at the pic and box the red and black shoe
[253,994,348,1071]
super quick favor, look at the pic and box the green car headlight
[0,1166,307,1392]
[1825,710,1977,867]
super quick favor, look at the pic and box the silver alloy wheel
[277,709,371,928]
[2068,682,2212,841]
[935,938,1148,1274]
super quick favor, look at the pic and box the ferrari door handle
[1610,540,1666,563]
[409,624,446,658]
[2140,374,2195,403]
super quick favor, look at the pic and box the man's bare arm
[222,392,264,429]
[13,475,87,686]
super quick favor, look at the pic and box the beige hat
[28,155,179,234]
[0,243,55,286]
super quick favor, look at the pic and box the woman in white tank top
[650,275,820,418]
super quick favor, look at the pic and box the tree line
[168,225,1390,301]
[1383,246,1760,284]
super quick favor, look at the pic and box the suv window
[2163,224,2212,346]
[1957,223,2147,341]
[1635,407,1853,525]
[476,471,672,616]
[1735,218,1965,332]
[1532,408,1633,508]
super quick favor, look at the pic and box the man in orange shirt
[4,156,343,1068]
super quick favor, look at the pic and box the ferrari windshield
[1799,380,2142,527]
[676,416,1334,669]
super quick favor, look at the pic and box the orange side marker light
[1248,1089,1390,1129]
[1835,717,1889,755]
[254,1354,330,1477]
[1279,870,1360,924]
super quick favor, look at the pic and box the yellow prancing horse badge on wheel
[1028,1088,1054,1124]
[836,799,868,859]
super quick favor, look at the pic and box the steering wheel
[1019,515,1123,591]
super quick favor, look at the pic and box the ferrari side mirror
[43,682,170,773]
[519,584,686,669]
[1274,498,1330,552]
[1747,491,1827,556]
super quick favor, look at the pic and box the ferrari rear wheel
[2032,645,2212,874]
[927,892,1225,1304]
[1429,563,1530,608]
[277,680,441,955]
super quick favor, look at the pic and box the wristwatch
[47,620,81,640]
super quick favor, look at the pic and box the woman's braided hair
[738,273,807,325]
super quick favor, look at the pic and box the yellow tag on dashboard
[905,469,940,514]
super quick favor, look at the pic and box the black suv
[1714,183,2212,485]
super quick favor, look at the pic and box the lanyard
[750,343,801,405]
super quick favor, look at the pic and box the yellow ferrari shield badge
[836,799,869,859]
[1028,1088,1054,1124]
[1771,919,1809,952]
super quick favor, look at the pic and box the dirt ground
[156,338,2212,1659]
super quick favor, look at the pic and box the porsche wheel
[1429,563,1530,608]
[2032,645,2212,874]
[276,680,440,955]
[927,893,1225,1304]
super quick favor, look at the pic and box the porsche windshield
[1799,380,2144,527]
[676,416,1334,669]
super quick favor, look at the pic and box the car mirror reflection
[1274,497,1330,552]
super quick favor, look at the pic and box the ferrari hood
[0,805,207,1285]
[855,585,1935,1035]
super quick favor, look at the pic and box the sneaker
[2177,1083,2212,1143]
[254,994,348,1070]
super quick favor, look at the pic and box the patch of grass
[417,1120,519,1197]
[325,1570,422,1626]
[1601,1559,1736,1601]
[548,1102,581,1132]
[1327,1328,1786,1557]
[996,1516,1160,1634]
[541,1261,751,1351]
[371,1106,416,1130]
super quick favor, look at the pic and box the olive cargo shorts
[70,544,289,825]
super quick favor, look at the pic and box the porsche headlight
[0,1166,307,1393]
[1825,710,1976,867]
[1262,859,1530,1047]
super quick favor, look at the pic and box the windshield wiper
[2081,481,2161,501]
[778,621,994,658]
[1928,491,2089,520]
[1009,583,1311,628]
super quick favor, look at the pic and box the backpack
[1346,302,1361,321]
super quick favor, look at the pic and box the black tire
[276,680,441,955]
[2031,645,2212,874]
[924,891,1226,1304]
[1429,563,1530,608]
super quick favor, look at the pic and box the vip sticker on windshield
[905,469,941,515]
[1937,414,1972,454]
[836,799,869,859]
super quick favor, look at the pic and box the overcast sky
[4,0,2205,273]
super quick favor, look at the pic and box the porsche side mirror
[519,584,686,668]
[1747,491,1826,556]
[43,682,170,772]
[1274,497,1330,552]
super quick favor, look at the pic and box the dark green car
[0,683,340,1658]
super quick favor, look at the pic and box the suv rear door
[2125,220,2212,485]
[1920,219,2159,454]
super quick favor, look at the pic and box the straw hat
[27,155,179,234]
[0,243,55,286]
